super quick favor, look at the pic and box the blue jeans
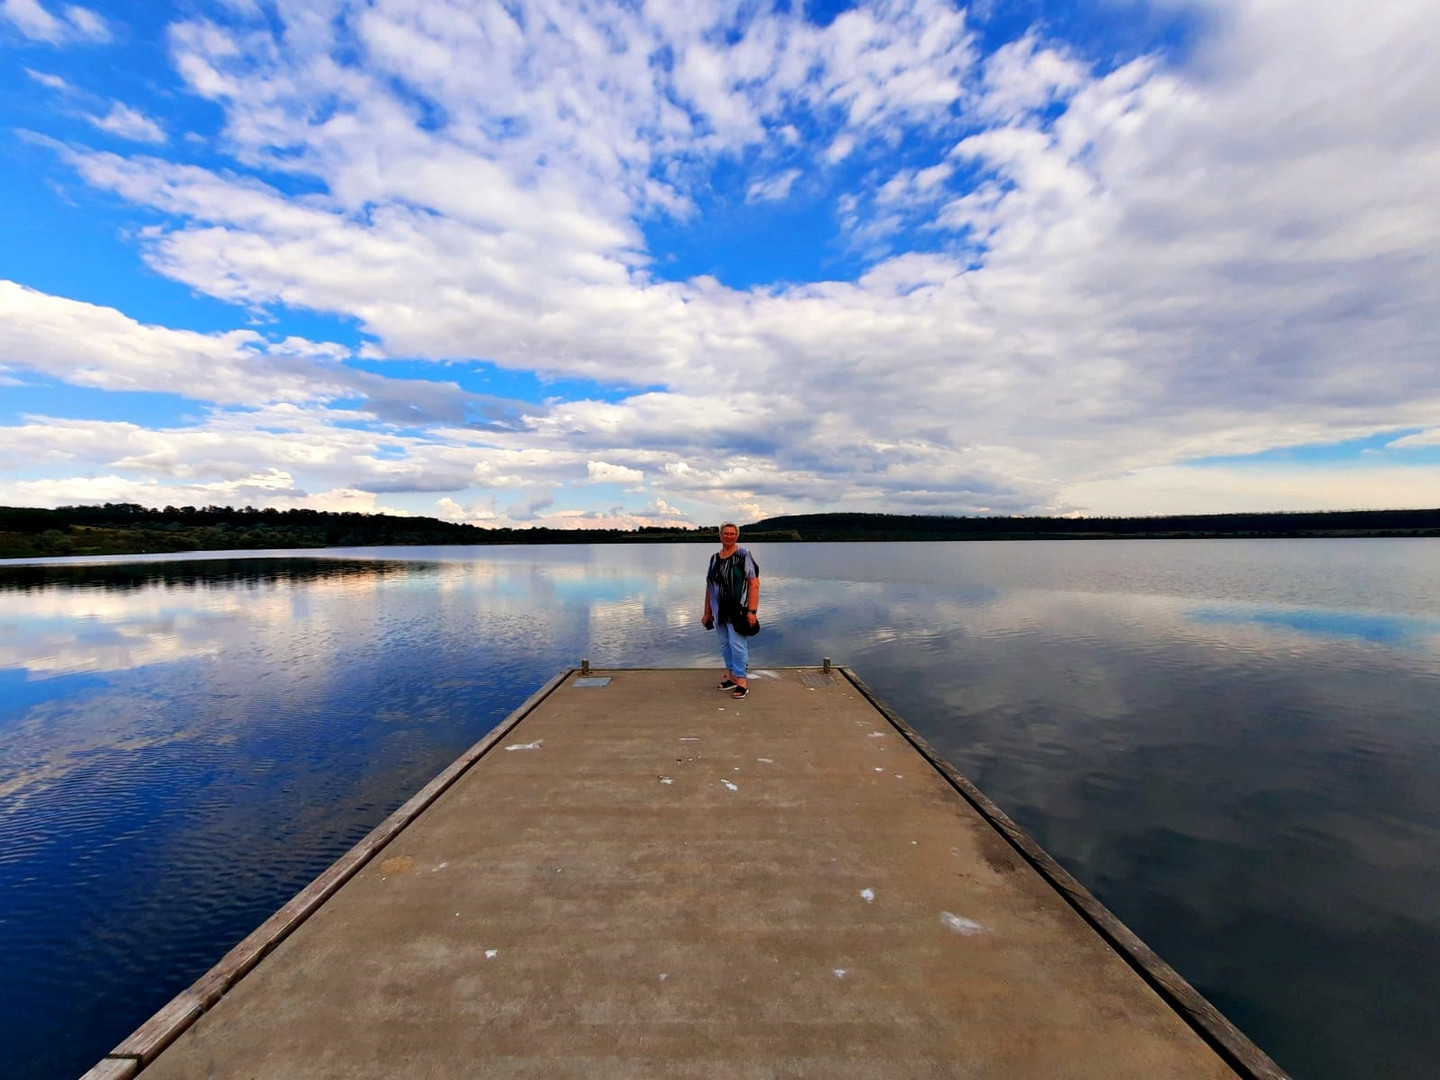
[716,621,749,679]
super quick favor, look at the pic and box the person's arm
[745,576,760,622]
[700,553,715,627]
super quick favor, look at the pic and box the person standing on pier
[702,522,761,698]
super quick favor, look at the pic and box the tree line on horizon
[0,502,711,559]
[748,508,1440,539]
[2,502,1438,560]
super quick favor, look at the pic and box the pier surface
[89,667,1283,1079]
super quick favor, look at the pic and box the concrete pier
[83,666,1288,1079]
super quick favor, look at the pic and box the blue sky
[2,0,1438,528]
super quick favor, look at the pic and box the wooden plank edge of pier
[836,665,1291,1080]
[77,669,572,1080]
[79,663,1292,1080]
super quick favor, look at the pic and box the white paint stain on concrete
[504,740,544,751]
[485,949,498,959]
[679,737,700,742]
[874,767,885,772]
[432,862,448,872]
[757,757,774,764]
[833,969,848,978]
[941,912,989,936]
[721,779,739,792]
[860,888,875,903]
[659,776,673,785]
[659,973,669,982]
[868,732,886,738]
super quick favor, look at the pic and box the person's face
[721,526,739,546]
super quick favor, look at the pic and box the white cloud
[1062,463,1440,516]
[587,460,644,484]
[823,133,857,163]
[24,67,69,90]
[976,33,1087,121]
[62,3,104,37]
[745,167,802,204]
[914,162,954,191]
[876,162,956,205]
[649,497,687,518]
[0,407,506,511]
[0,280,350,406]
[4,0,64,41]
[3,469,330,511]
[436,497,499,524]
[88,102,167,144]
[542,504,689,530]
[0,280,538,435]
[2,0,108,44]
[1387,430,1440,449]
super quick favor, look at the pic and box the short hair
[718,521,739,536]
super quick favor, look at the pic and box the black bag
[730,611,760,637]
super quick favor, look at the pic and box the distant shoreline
[3,503,1438,561]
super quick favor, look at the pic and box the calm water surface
[2,540,1438,1079]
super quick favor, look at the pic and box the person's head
[719,522,739,545]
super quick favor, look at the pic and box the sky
[1,0,1437,530]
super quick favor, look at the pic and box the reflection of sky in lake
[1189,605,1440,646]
[2,540,1439,1080]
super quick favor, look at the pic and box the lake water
[2,540,1437,1079]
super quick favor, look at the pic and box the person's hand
[746,611,757,626]
[702,613,714,630]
